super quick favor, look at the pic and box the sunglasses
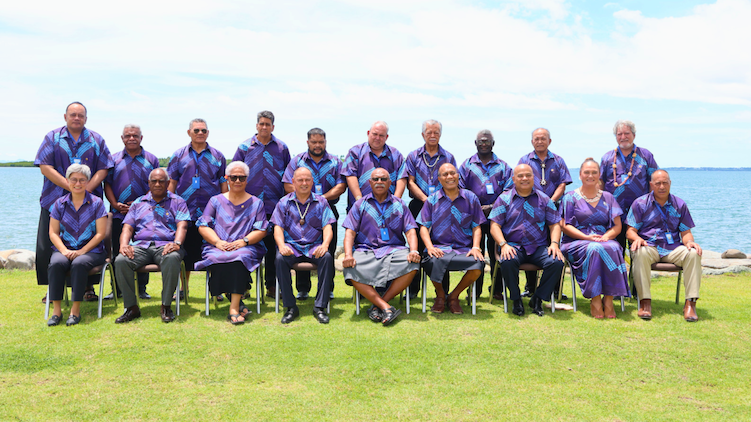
[192,128,208,134]
[370,177,389,182]
[149,179,169,184]
[228,175,247,182]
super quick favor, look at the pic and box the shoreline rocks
[0,249,35,271]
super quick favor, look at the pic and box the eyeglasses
[69,177,88,185]
[228,175,248,182]
[149,179,168,184]
[476,139,493,145]
[192,128,208,134]
[370,177,389,182]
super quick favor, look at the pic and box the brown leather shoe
[431,296,446,313]
[115,306,141,324]
[683,299,698,322]
[447,297,463,315]
[160,305,175,323]
[637,299,652,320]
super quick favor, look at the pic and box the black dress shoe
[115,306,142,324]
[512,299,525,316]
[47,314,62,326]
[281,306,299,324]
[521,290,532,298]
[66,314,81,326]
[529,296,544,317]
[161,305,175,323]
[296,291,309,301]
[313,307,329,324]
[138,291,151,300]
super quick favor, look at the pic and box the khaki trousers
[632,245,701,300]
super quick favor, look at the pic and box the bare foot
[603,295,616,319]
[590,295,604,319]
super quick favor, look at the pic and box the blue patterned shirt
[106,148,160,220]
[49,191,108,254]
[270,192,337,258]
[458,153,513,206]
[518,151,572,200]
[405,145,456,198]
[233,134,291,215]
[342,142,407,209]
[167,143,226,221]
[625,192,695,257]
[417,189,486,254]
[489,187,562,254]
[123,191,191,248]
[600,145,659,214]
[342,194,417,259]
[282,151,345,204]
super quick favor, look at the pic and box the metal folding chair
[489,252,561,313]
[204,263,265,316]
[420,267,477,315]
[133,261,188,316]
[275,262,330,313]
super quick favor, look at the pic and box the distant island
[0,158,171,167]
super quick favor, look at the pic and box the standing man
[342,168,421,326]
[626,170,702,322]
[458,129,513,300]
[518,128,572,299]
[34,102,113,302]
[114,168,190,324]
[273,168,337,324]
[418,163,486,315]
[489,164,564,317]
[104,124,160,300]
[404,119,456,298]
[600,120,659,250]
[342,121,407,211]
[282,128,345,301]
[233,110,291,298]
[167,118,227,297]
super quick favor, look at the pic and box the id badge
[72,158,81,164]
[315,184,323,195]
[380,228,390,241]
[665,232,675,244]
[191,176,201,189]
[428,186,436,195]
[485,182,494,195]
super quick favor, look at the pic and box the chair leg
[180,262,188,306]
[489,262,499,304]
[550,291,555,314]
[175,270,181,316]
[421,269,427,313]
[675,271,683,304]
[44,285,51,320]
[275,277,280,313]
[205,271,210,316]
[471,281,476,315]
[98,263,109,319]
[405,285,410,314]
[256,267,262,314]
[620,296,625,312]
[355,288,360,315]
[570,262,577,312]
[501,275,508,313]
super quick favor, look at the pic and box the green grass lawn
[1,269,749,421]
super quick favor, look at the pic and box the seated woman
[195,161,267,325]
[561,158,629,319]
[47,164,108,326]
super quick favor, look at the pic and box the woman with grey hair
[47,164,108,326]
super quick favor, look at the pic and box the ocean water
[1,167,749,254]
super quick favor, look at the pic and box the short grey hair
[225,161,250,177]
[371,120,389,133]
[189,118,208,130]
[422,119,442,135]
[613,120,636,136]
[123,124,142,134]
[531,127,551,139]
[257,110,275,124]
[66,163,91,180]
[476,129,493,139]
[307,128,326,139]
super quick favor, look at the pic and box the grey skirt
[423,252,485,282]
[343,249,419,288]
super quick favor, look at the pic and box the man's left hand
[162,243,181,255]
[685,241,703,256]
[407,250,421,263]
[312,245,328,259]
[467,248,485,261]
[547,243,564,261]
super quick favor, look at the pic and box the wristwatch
[175,241,182,246]
[498,241,508,248]
[243,237,250,245]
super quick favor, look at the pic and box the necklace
[577,188,602,204]
[422,151,441,185]
[294,198,312,225]
[540,162,547,186]
[612,147,637,188]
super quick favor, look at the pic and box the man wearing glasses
[233,110,291,299]
[104,124,160,300]
[114,168,190,323]
[458,130,513,300]
[168,118,227,298]
[342,168,420,326]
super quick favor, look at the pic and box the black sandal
[381,307,402,326]
[367,305,382,322]
[227,313,245,325]
[239,302,251,318]
[83,290,98,302]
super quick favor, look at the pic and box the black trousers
[295,205,338,294]
[36,208,52,286]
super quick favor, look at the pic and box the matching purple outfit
[342,142,407,210]
[600,145,659,215]
[106,149,161,219]
[458,153,514,207]
[282,151,345,203]
[625,192,695,257]
[518,151,572,200]
[561,190,629,298]
[123,192,191,248]
[405,145,456,198]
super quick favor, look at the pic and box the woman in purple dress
[196,162,267,325]
[561,158,629,319]
[47,164,108,327]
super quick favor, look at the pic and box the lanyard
[308,157,325,183]
[373,199,389,228]
[655,201,673,233]
[190,149,204,176]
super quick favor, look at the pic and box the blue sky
[1,0,749,168]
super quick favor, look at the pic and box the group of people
[35,102,704,327]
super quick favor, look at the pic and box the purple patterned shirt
[625,192,695,257]
[405,145,456,198]
[106,148,160,220]
[342,194,417,259]
[232,134,291,215]
[561,190,623,244]
[417,189,486,254]
[518,151,572,199]
[49,191,108,254]
[34,126,114,210]
[270,192,337,258]
[282,151,345,204]
[489,187,562,254]
[458,153,514,206]
[122,191,191,248]
[342,142,407,209]
[167,143,226,221]
[600,145,659,214]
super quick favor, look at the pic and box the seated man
[418,163,486,314]
[272,168,336,324]
[489,164,564,316]
[626,169,702,322]
[342,167,421,326]
[114,168,190,323]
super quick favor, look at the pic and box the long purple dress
[561,190,629,298]
[195,194,268,272]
